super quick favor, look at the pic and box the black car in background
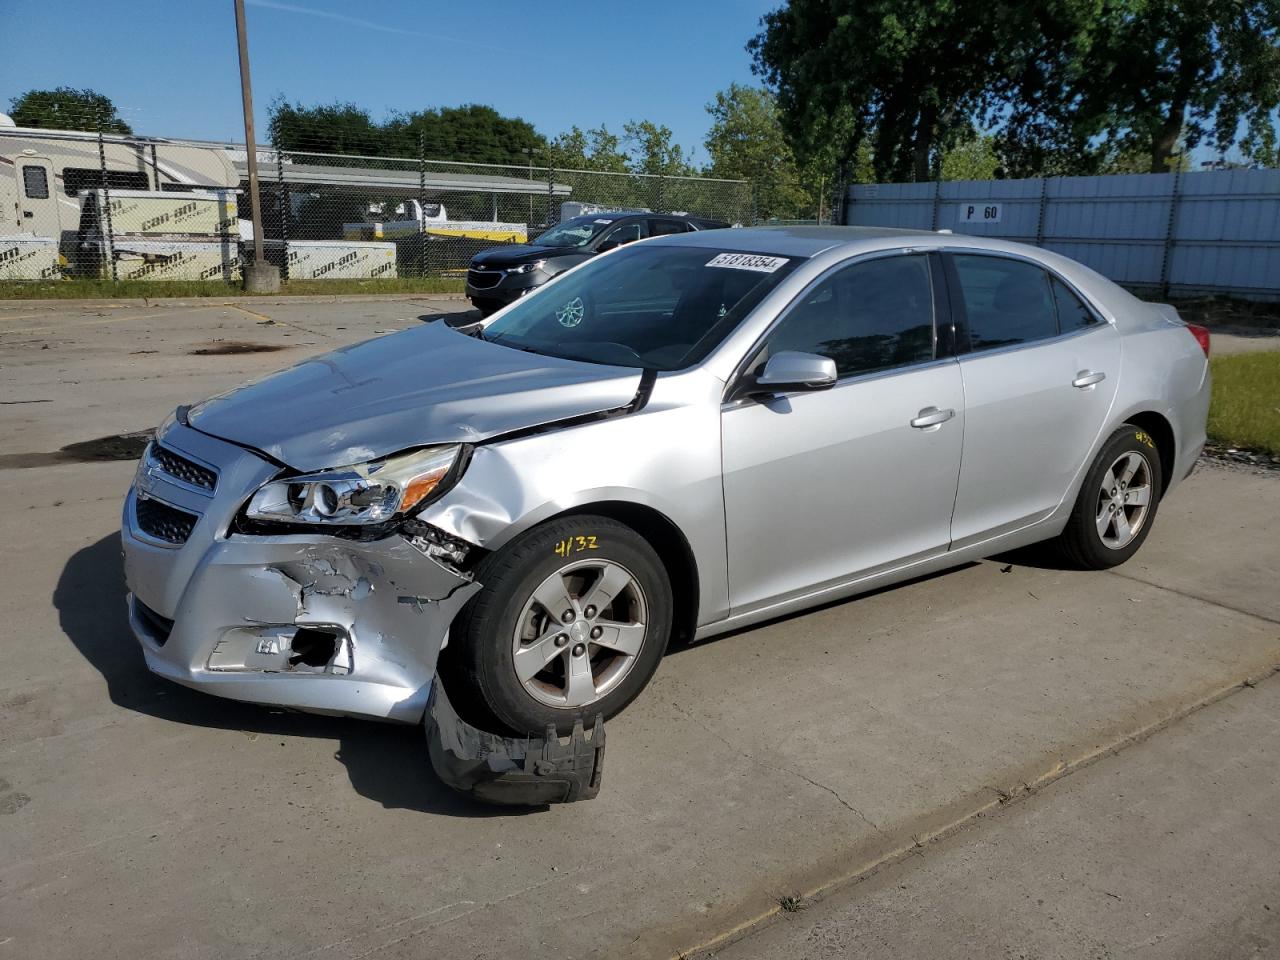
[465,212,729,315]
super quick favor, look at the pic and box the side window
[600,221,646,247]
[755,254,935,379]
[1051,277,1099,332]
[22,166,50,199]
[951,255,1057,350]
[62,167,150,197]
[648,218,688,237]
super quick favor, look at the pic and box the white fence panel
[848,169,1280,300]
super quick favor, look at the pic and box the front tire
[444,516,672,735]
[1054,423,1163,569]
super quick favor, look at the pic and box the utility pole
[235,0,280,291]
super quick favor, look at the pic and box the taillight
[1186,323,1210,357]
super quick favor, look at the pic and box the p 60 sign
[959,203,1002,224]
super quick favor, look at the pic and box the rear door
[15,157,60,238]
[945,253,1121,546]
[596,219,647,249]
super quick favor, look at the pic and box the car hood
[471,243,583,267]
[187,322,641,472]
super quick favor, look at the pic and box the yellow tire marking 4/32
[554,535,598,558]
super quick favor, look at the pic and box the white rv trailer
[0,126,238,247]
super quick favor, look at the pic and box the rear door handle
[1072,370,1106,388]
[910,406,955,429]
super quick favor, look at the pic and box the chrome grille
[467,268,502,290]
[151,444,217,491]
[134,495,198,545]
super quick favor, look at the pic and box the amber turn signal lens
[401,466,451,512]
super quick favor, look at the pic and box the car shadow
[53,533,524,818]
[664,561,984,654]
[988,543,1078,571]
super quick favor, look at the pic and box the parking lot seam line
[221,301,329,338]
[674,662,1280,960]
[1103,568,1280,625]
[659,686,881,832]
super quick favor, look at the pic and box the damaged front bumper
[122,423,480,723]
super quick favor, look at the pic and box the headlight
[507,259,546,275]
[245,445,462,527]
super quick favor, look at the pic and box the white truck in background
[343,198,527,243]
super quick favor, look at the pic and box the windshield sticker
[706,252,790,273]
[594,219,613,224]
[556,296,585,328]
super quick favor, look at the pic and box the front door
[945,253,1122,546]
[722,253,965,614]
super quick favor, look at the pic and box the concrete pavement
[711,671,1280,960]
[0,299,1277,959]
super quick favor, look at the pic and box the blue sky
[1,0,779,164]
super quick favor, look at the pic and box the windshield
[482,244,802,370]
[532,216,616,248]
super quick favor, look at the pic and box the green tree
[1240,119,1280,167]
[750,0,1280,182]
[268,99,384,154]
[267,100,546,165]
[9,87,132,133]
[1070,0,1280,173]
[749,1,1047,182]
[387,104,546,165]
[704,84,814,219]
[990,1,1280,175]
[622,120,695,177]
[938,129,1001,181]
[547,125,629,172]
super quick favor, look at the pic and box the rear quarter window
[1052,277,1100,332]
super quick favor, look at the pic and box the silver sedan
[121,227,1211,735]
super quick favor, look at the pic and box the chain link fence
[256,146,754,282]
[1,127,756,287]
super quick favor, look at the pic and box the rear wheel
[444,515,672,735]
[1053,424,1163,569]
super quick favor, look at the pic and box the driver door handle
[1072,370,1106,388]
[910,406,955,429]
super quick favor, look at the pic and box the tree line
[9,1,1278,223]
[750,0,1280,183]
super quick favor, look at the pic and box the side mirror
[748,351,837,396]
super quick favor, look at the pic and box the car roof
[644,224,1148,321]
[563,211,708,225]
[648,224,937,257]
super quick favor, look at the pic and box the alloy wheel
[511,559,648,708]
[1095,451,1153,549]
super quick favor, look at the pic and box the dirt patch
[189,341,286,355]
[0,430,153,470]
[1201,443,1280,475]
